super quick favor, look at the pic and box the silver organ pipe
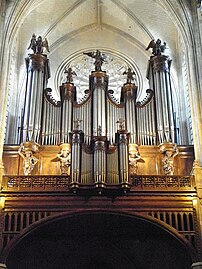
[81,151,92,184]
[136,99,156,145]
[73,98,91,145]
[148,55,175,143]
[116,131,129,188]
[92,138,107,184]
[107,151,119,184]
[90,71,108,136]
[41,87,61,145]
[22,54,50,144]
[165,71,175,142]
[121,83,138,144]
[60,82,75,144]
[107,99,125,145]
[69,131,84,189]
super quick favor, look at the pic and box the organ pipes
[69,130,84,191]
[90,71,108,137]
[116,129,130,191]
[22,53,50,144]
[16,42,179,192]
[147,45,175,144]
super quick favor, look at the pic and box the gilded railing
[1,175,195,192]
[1,176,69,192]
[131,175,195,191]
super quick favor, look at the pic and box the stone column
[0,1,8,189]
[191,262,202,269]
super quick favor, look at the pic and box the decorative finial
[64,67,77,83]
[116,118,126,130]
[83,49,107,71]
[123,67,136,84]
[98,125,102,136]
[146,38,167,56]
[27,34,50,54]
[73,118,82,130]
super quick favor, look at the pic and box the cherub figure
[146,38,167,56]
[57,144,71,175]
[18,143,38,175]
[116,118,126,130]
[162,149,178,175]
[123,67,136,84]
[64,67,77,83]
[83,49,106,71]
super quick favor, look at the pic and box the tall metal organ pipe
[60,82,75,144]
[121,82,138,144]
[69,130,84,191]
[89,71,109,186]
[148,55,175,143]
[116,130,130,191]
[22,53,50,143]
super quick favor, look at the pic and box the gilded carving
[129,144,144,175]
[57,144,71,175]
[159,142,178,175]
[18,142,39,175]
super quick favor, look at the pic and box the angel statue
[146,38,167,56]
[27,34,50,54]
[123,67,136,84]
[64,67,77,83]
[18,143,39,175]
[27,34,37,53]
[83,49,107,71]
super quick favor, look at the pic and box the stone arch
[0,209,198,268]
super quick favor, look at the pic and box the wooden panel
[2,145,194,176]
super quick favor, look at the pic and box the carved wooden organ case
[13,46,192,193]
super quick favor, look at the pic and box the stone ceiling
[7,0,190,98]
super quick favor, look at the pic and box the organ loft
[0,31,201,269]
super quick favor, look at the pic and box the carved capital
[116,131,129,144]
[121,83,138,100]
[26,54,48,71]
[92,137,108,152]
[90,71,108,88]
[70,131,84,144]
[150,55,171,73]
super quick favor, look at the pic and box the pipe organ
[16,36,182,192]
